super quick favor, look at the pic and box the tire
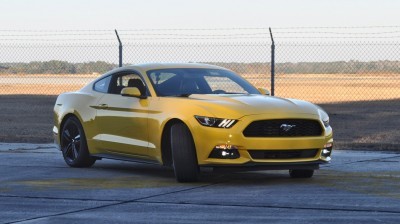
[289,169,314,178]
[60,116,96,168]
[170,123,199,182]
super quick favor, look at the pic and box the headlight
[323,117,330,128]
[195,116,238,128]
[318,108,330,128]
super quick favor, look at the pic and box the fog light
[209,144,240,159]
[321,142,333,157]
[322,149,330,154]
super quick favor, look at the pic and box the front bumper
[192,113,333,166]
[53,126,61,150]
[208,161,323,172]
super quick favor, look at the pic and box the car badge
[280,124,296,132]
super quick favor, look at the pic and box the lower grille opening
[248,149,318,160]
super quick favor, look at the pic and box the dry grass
[1,74,399,103]
[243,73,400,103]
[0,84,85,95]
[0,74,97,95]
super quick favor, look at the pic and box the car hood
[186,94,320,118]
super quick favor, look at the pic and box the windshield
[147,68,260,97]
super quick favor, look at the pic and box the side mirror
[258,87,270,96]
[121,87,147,99]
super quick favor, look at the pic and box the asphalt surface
[0,143,399,224]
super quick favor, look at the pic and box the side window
[109,73,147,95]
[93,76,111,93]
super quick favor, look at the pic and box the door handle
[98,104,108,109]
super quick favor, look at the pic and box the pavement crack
[0,165,69,168]
[4,179,229,224]
[5,201,126,224]
[0,194,121,203]
[129,200,400,215]
[127,178,229,202]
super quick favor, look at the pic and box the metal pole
[269,27,275,96]
[115,29,123,67]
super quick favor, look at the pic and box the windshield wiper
[173,93,192,97]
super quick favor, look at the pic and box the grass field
[0,73,399,150]
[243,73,400,103]
[1,73,400,103]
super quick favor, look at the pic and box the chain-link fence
[0,27,399,149]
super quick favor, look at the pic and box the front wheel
[60,116,96,168]
[289,169,314,178]
[170,123,199,182]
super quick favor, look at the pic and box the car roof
[125,62,228,71]
[95,63,231,81]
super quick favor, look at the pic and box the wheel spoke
[72,143,78,159]
[63,129,72,141]
[60,118,93,167]
[64,143,72,155]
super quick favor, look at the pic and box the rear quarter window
[93,76,111,93]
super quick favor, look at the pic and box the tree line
[1,60,399,74]
[212,61,400,74]
[0,61,116,74]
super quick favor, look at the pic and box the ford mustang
[53,63,333,182]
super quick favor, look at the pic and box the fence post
[269,27,275,96]
[115,29,123,67]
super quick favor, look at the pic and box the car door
[94,71,151,159]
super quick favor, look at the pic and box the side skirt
[93,153,161,165]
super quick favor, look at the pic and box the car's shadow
[90,160,308,186]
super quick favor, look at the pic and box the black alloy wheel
[61,116,96,167]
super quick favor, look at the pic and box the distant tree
[0,60,399,75]
[75,61,116,74]
[42,60,76,74]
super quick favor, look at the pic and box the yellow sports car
[53,63,333,182]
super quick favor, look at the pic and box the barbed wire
[0,33,270,37]
[273,31,400,35]
[0,25,400,32]
[271,26,400,29]
[0,37,399,42]
[0,27,400,42]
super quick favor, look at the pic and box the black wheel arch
[161,118,194,167]
[60,113,96,167]
[59,113,83,142]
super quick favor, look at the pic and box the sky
[1,0,399,63]
[1,0,399,29]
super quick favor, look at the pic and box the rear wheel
[61,116,96,167]
[170,123,199,182]
[289,169,314,178]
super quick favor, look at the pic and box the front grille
[243,119,323,137]
[249,149,318,160]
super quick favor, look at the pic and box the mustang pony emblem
[280,124,296,132]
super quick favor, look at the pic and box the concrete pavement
[0,143,399,223]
